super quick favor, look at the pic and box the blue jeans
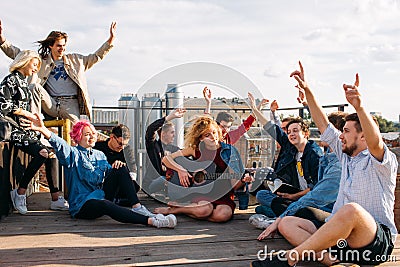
[255,190,277,217]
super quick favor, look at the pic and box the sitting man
[143,108,186,196]
[252,62,397,266]
[250,111,345,229]
[94,124,138,205]
[249,93,322,218]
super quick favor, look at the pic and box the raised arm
[290,61,329,134]
[343,74,385,161]
[248,92,269,125]
[203,87,212,115]
[0,19,22,59]
[107,21,117,46]
[165,107,186,122]
[0,19,4,44]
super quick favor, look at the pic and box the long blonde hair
[184,116,222,150]
[9,50,41,73]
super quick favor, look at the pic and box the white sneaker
[10,189,27,215]
[150,214,177,228]
[249,214,275,229]
[132,204,155,217]
[50,196,69,211]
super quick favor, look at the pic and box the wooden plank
[1,192,399,267]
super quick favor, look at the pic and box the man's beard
[342,143,357,156]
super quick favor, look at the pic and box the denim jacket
[49,133,111,217]
[280,152,341,217]
[264,121,322,188]
[219,141,244,174]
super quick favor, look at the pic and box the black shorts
[329,223,394,264]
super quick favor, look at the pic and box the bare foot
[154,206,171,215]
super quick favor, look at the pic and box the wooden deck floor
[0,192,399,267]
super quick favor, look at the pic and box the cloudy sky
[0,0,399,121]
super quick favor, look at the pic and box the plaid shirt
[321,124,398,242]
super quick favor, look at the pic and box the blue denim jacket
[219,141,244,174]
[280,152,341,217]
[264,121,322,188]
[49,133,111,217]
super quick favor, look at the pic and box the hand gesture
[0,19,4,43]
[296,85,307,106]
[290,61,309,91]
[270,100,279,112]
[257,217,281,240]
[167,108,186,121]
[343,73,361,110]
[247,92,257,110]
[257,98,269,110]
[203,86,212,104]
[110,21,117,38]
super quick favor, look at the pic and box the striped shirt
[321,123,398,242]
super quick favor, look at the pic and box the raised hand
[343,73,362,110]
[296,85,307,106]
[203,86,211,103]
[0,19,5,43]
[270,100,279,112]
[290,61,308,90]
[169,108,186,120]
[108,21,117,45]
[257,98,269,110]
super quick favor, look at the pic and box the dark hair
[328,111,347,132]
[286,117,310,137]
[216,112,234,124]
[281,117,294,123]
[111,124,130,139]
[37,31,68,59]
[344,112,378,133]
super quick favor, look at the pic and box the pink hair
[70,120,97,143]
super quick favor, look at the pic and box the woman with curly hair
[155,116,252,222]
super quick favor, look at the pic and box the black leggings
[103,167,140,206]
[45,157,59,193]
[14,143,48,190]
[75,199,148,225]
[75,166,148,225]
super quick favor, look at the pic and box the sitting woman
[154,116,252,223]
[0,50,66,214]
[22,116,177,229]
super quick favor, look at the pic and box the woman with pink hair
[22,116,177,228]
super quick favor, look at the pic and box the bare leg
[286,203,377,266]
[154,201,213,220]
[207,204,233,222]
[279,216,336,265]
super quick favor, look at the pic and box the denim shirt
[263,121,322,188]
[280,152,341,217]
[219,141,244,174]
[49,133,111,217]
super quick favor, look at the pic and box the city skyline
[0,0,399,121]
